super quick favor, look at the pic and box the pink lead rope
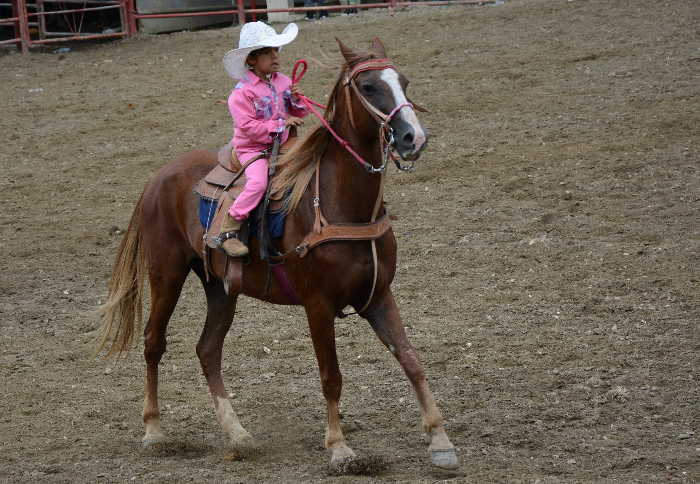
[291,59,411,173]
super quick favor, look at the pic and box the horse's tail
[95,194,147,357]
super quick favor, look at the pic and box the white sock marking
[216,396,243,435]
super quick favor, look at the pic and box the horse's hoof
[141,432,166,447]
[329,455,356,475]
[429,447,459,470]
[229,431,259,454]
[328,445,357,474]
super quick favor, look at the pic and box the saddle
[193,135,298,295]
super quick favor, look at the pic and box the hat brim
[223,23,298,79]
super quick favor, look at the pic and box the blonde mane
[271,51,382,213]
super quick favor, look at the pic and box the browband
[346,58,396,82]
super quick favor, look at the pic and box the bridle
[292,58,417,174]
[342,58,416,173]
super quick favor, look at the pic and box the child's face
[248,47,280,76]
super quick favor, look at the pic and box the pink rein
[291,59,411,173]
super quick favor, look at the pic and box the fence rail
[1,0,494,53]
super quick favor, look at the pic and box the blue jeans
[303,0,327,19]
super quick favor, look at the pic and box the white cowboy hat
[223,21,299,80]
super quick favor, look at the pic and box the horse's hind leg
[193,265,255,451]
[142,259,190,444]
[362,289,459,470]
[305,302,356,468]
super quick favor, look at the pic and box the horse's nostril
[402,131,414,145]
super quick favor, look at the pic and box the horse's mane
[271,50,383,213]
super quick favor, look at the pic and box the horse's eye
[360,83,375,95]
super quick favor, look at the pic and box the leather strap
[294,213,392,258]
[355,169,387,314]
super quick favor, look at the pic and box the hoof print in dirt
[222,449,244,462]
[141,441,209,459]
[328,455,390,476]
[227,437,261,457]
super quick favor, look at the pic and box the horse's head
[336,38,428,162]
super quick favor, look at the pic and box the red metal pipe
[239,0,492,14]
[128,0,494,31]
[236,0,245,24]
[41,29,126,36]
[0,15,19,23]
[27,4,121,18]
[397,0,493,5]
[135,9,237,19]
[125,0,137,36]
[16,0,30,54]
[11,0,19,46]
[228,4,389,13]
[0,37,21,45]
[9,0,493,49]
[38,0,121,3]
[131,0,493,21]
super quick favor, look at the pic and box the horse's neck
[317,112,383,224]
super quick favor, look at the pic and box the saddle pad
[199,195,287,239]
[199,197,218,229]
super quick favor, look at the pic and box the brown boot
[219,214,249,257]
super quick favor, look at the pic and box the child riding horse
[97,36,459,472]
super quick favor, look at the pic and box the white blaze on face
[379,69,427,152]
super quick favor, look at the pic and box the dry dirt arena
[1,0,698,482]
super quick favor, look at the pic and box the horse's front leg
[304,302,356,469]
[362,289,459,470]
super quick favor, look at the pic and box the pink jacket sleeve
[228,89,284,145]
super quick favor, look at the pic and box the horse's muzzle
[392,118,428,161]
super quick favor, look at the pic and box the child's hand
[286,117,304,128]
[291,83,304,100]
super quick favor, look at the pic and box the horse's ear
[335,37,357,62]
[370,37,387,58]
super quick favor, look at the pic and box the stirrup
[218,230,240,243]
[211,230,241,250]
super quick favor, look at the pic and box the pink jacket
[228,71,307,154]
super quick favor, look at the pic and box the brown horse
[97,37,459,471]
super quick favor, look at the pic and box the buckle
[219,231,240,242]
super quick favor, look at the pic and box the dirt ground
[1,0,698,481]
